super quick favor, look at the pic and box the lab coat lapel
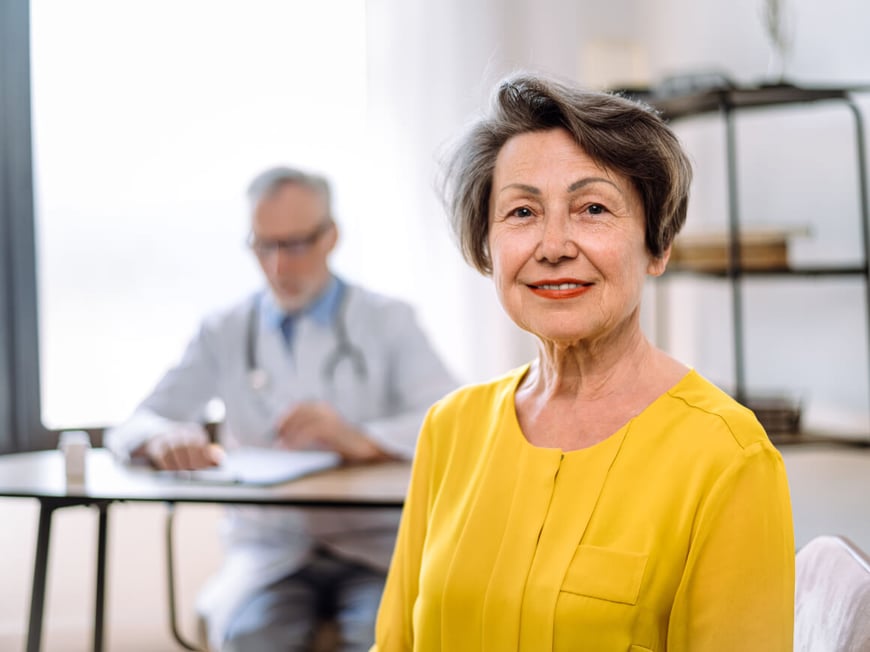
[254,319,309,419]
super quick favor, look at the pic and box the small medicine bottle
[58,430,91,485]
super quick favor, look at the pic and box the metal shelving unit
[634,83,870,444]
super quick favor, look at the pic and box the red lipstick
[527,278,591,299]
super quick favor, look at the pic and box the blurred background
[19,0,870,439]
[2,0,870,649]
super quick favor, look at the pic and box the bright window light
[31,0,367,428]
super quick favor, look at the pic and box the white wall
[636,0,870,86]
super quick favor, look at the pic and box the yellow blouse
[373,366,794,651]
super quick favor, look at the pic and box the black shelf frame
[648,84,870,437]
[668,265,869,278]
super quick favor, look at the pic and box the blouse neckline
[504,363,698,457]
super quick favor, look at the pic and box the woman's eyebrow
[497,176,621,196]
[497,183,540,196]
[567,177,620,193]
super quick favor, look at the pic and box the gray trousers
[221,547,385,652]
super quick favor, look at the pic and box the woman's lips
[527,279,592,299]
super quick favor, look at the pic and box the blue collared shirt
[259,275,344,345]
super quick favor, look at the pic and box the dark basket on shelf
[745,395,802,435]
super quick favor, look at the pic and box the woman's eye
[587,203,606,215]
[510,206,533,218]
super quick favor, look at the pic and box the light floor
[0,442,868,651]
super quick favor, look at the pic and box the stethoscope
[246,285,368,392]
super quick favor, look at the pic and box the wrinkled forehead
[491,128,631,196]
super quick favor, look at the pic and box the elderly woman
[372,73,794,651]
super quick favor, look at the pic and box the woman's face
[488,127,668,346]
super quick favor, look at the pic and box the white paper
[158,447,341,486]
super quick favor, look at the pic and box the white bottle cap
[58,430,92,450]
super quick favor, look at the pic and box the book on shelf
[668,226,809,273]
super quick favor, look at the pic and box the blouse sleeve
[667,442,795,651]
[371,406,437,651]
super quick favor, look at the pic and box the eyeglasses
[247,220,333,257]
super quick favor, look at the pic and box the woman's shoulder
[661,369,773,451]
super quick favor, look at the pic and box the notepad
[159,447,342,486]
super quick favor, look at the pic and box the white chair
[795,534,870,651]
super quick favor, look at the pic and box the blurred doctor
[105,166,457,652]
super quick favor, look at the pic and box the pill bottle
[58,430,91,485]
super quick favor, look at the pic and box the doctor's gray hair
[440,72,693,275]
[246,166,333,217]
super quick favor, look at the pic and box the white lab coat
[104,281,457,649]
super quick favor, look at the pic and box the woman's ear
[647,245,671,277]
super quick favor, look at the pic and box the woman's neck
[515,328,688,450]
[528,322,656,401]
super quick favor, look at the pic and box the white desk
[0,449,410,652]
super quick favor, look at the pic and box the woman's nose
[536,212,579,263]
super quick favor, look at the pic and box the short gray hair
[246,166,333,217]
[441,72,693,275]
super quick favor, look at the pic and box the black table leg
[94,502,109,652]
[27,499,56,652]
[165,502,201,650]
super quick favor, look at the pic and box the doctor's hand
[139,423,224,471]
[274,401,391,463]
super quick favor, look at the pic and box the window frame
[0,0,48,452]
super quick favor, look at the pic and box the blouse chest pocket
[560,545,648,606]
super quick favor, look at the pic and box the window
[31,0,367,428]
